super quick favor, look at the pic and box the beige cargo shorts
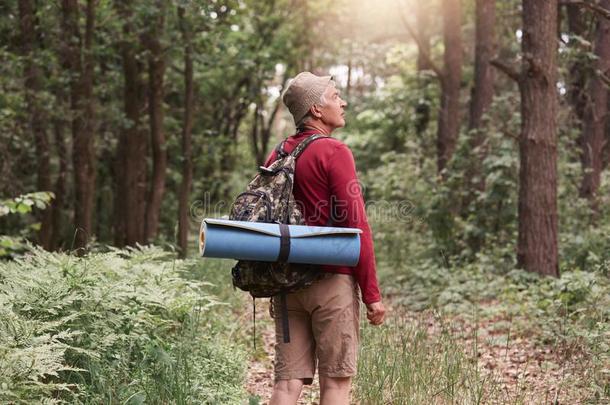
[271,273,360,385]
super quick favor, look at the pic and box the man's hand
[365,301,386,326]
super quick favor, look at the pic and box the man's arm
[328,143,385,323]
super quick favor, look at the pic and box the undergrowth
[367,211,610,403]
[0,247,247,404]
[356,311,499,404]
[352,118,610,403]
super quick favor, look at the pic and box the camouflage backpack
[229,134,328,298]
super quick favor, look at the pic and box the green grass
[355,310,499,404]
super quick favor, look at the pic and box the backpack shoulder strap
[274,139,288,160]
[290,134,328,159]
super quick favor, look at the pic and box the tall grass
[355,311,499,404]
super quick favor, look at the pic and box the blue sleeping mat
[199,218,362,266]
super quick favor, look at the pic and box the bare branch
[596,69,610,87]
[522,53,548,83]
[395,0,444,80]
[265,68,291,134]
[490,58,521,83]
[502,130,520,141]
[561,0,610,20]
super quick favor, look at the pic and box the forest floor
[243,296,599,404]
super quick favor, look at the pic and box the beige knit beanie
[282,72,332,124]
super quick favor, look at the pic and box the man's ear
[310,104,323,118]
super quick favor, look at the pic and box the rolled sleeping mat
[199,218,362,266]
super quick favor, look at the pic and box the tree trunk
[466,0,496,192]
[81,0,96,246]
[605,97,610,169]
[18,0,53,249]
[566,4,588,125]
[437,0,463,174]
[469,0,496,135]
[116,0,148,246]
[415,1,432,72]
[462,0,496,251]
[50,117,68,250]
[413,1,432,139]
[113,136,126,246]
[579,0,610,211]
[177,6,194,258]
[144,1,167,242]
[346,56,352,97]
[60,0,96,252]
[517,0,559,277]
[251,75,287,167]
[251,102,261,165]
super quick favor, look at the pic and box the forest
[0,0,609,403]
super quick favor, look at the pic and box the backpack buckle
[258,166,275,175]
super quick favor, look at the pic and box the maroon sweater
[264,130,381,304]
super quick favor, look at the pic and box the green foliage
[0,192,54,217]
[344,63,440,172]
[1,0,345,247]
[0,192,54,258]
[558,156,610,271]
[0,236,29,258]
[0,247,247,404]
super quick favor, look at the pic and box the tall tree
[465,0,496,196]
[605,96,610,170]
[494,0,559,276]
[469,0,496,136]
[415,1,432,72]
[251,71,290,166]
[60,0,97,251]
[143,0,167,241]
[518,0,559,276]
[115,0,148,246]
[399,0,463,174]
[177,5,194,258]
[565,3,589,125]
[414,0,432,136]
[461,0,496,251]
[436,0,463,174]
[18,0,53,249]
[50,111,68,250]
[579,0,610,211]
[243,0,289,166]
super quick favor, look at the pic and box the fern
[0,247,246,403]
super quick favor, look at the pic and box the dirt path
[443,308,597,403]
[244,299,598,404]
[394,302,597,404]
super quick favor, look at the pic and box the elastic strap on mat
[278,224,291,262]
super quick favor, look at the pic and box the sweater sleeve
[327,143,381,304]
[264,150,276,167]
